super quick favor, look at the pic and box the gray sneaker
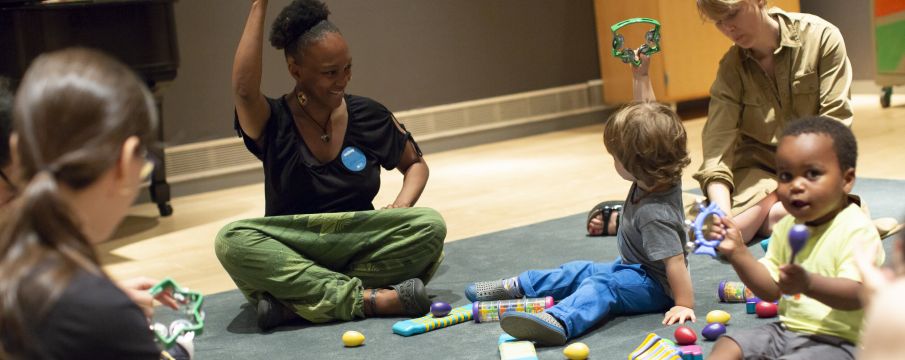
[464,277,523,302]
[500,311,567,346]
[390,278,432,317]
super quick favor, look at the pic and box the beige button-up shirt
[693,8,853,213]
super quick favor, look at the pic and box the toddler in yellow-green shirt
[705,117,883,360]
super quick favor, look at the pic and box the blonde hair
[603,102,690,188]
[696,0,766,21]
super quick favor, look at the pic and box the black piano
[0,0,178,216]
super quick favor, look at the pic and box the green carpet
[190,178,904,359]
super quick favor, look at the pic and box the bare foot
[587,210,619,236]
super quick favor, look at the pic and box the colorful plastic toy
[674,326,697,346]
[746,297,761,314]
[148,278,204,350]
[629,333,682,360]
[755,301,778,318]
[678,344,704,360]
[430,301,452,317]
[472,296,553,323]
[705,310,731,325]
[685,201,726,258]
[563,342,590,360]
[610,18,661,67]
[701,323,726,341]
[718,280,753,303]
[392,303,473,336]
[498,334,538,360]
[788,224,809,264]
[341,330,365,347]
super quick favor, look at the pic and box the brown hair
[0,48,156,357]
[696,0,765,21]
[603,102,690,188]
[0,77,12,169]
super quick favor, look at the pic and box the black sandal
[587,200,623,236]
[389,278,431,317]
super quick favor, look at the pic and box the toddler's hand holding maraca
[778,264,811,295]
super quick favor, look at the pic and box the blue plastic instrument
[685,201,726,258]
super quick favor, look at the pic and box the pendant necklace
[297,95,331,142]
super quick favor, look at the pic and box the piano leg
[150,91,173,217]
[149,146,173,216]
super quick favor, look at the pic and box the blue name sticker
[341,146,366,172]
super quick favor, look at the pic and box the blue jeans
[517,258,673,338]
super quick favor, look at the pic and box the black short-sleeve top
[236,94,418,216]
[15,270,161,359]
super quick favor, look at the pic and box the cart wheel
[158,203,174,217]
[881,86,892,108]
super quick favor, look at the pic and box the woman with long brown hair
[0,48,181,359]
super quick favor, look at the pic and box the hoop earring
[297,92,308,107]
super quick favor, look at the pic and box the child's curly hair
[603,102,690,188]
[782,116,857,172]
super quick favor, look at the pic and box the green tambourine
[149,278,205,350]
[611,18,661,67]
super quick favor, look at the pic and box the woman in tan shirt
[693,0,873,244]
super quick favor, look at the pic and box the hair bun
[269,0,331,50]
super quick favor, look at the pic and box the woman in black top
[217,0,445,329]
[0,49,187,359]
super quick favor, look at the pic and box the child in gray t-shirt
[464,100,696,345]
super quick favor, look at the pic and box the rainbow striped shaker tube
[718,280,753,303]
[472,296,554,323]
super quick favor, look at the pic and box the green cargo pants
[214,207,446,323]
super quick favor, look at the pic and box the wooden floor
[101,93,905,295]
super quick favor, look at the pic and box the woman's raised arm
[232,0,271,140]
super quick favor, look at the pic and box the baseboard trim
[137,79,613,202]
